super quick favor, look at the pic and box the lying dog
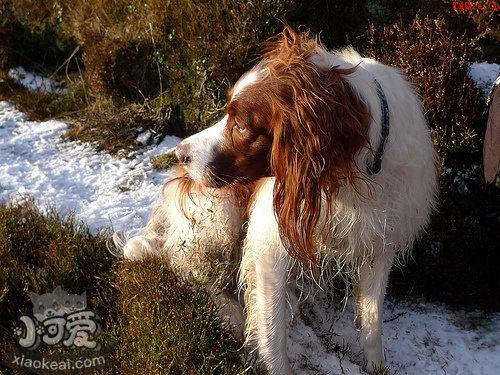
[116,27,438,374]
[113,166,250,340]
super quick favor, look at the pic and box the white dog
[116,27,438,374]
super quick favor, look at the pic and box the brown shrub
[3,0,371,136]
[65,100,183,155]
[369,0,499,60]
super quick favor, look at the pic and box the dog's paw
[112,233,155,261]
[121,236,152,260]
[108,232,126,258]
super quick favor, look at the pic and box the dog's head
[174,27,370,262]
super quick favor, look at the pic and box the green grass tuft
[152,153,178,170]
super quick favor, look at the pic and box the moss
[152,153,177,170]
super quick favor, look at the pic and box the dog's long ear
[268,31,370,264]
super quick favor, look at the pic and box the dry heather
[0,201,246,374]
[1,0,371,141]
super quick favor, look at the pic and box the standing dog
[118,27,438,373]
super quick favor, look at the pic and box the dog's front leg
[254,247,291,374]
[357,251,395,373]
[240,179,292,375]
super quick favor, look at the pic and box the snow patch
[8,67,68,94]
[288,294,500,374]
[0,101,180,232]
[469,62,500,97]
[137,129,153,145]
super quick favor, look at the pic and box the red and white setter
[116,28,438,374]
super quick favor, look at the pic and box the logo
[12,286,100,350]
[6,286,108,374]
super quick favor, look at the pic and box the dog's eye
[234,122,247,133]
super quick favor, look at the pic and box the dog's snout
[175,142,191,165]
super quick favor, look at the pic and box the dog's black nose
[175,142,191,165]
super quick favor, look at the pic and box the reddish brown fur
[200,27,371,264]
[265,27,371,264]
[207,95,273,186]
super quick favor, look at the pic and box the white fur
[117,178,243,279]
[239,47,438,374]
[232,68,262,98]
[175,116,227,183]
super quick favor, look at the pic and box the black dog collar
[367,78,390,175]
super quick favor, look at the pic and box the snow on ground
[8,67,68,94]
[0,101,180,232]
[469,62,500,97]
[2,99,499,374]
[289,295,500,374]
